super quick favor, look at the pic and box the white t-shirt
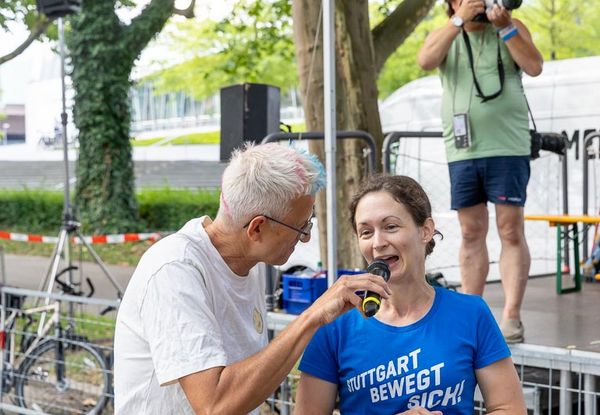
[114,217,268,414]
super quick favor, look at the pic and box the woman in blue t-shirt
[295,175,525,415]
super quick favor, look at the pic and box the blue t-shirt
[299,287,509,415]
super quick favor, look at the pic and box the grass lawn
[130,137,165,146]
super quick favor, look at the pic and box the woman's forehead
[356,192,409,217]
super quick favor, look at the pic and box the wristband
[501,26,519,42]
[498,23,519,42]
[497,23,514,36]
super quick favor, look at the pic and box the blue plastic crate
[282,268,363,315]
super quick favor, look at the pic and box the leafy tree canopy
[376,0,600,98]
[148,0,295,100]
[375,1,447,98]
[1,0,45,33]
[0,0,139,65]
[519,0,600,60]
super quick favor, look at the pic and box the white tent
[380,55,600,135]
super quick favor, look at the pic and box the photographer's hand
[490,9,544,77]
[487,4,512,29]
[417,0,485,70]
[456,0,485,23]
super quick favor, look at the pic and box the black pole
[58,18,71,220]
[562,153,570,270]
[583,132,600,256]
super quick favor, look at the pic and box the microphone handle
[362,291,381,317]
[362,260,390,317]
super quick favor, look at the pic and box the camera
[473,0,523,23]
[530,131,567,160]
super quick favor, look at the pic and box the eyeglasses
[244,212,315,242]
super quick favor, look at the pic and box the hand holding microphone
[362,259,391,317]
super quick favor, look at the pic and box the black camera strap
[462,30,505,103]
[523,93,537,131]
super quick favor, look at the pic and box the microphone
[362,259,391,317]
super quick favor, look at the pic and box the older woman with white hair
[114,143,392,415]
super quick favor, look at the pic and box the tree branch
[0,17,55,65]
[371,0,436,75]
[174,0,196,18]
[123,0,173,61]
[123,0,196,61]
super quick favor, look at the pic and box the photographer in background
[417,0,543,343]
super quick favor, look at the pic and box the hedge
[0,188,220,234]
[137,188,220,232]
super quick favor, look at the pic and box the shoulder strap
[523,92,537,131]
[462,29,505,103]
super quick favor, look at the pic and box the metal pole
[77,231,124,296]
[583,132,600,257]
[0,247,5,285]
[583,138,589,256]
[323,0,337,286]
[0,291,6,407]
[561,154,570,271]
[59,18,70,219]
[584,373,596,415]
[58,17,76,299]
[559,369,572,415]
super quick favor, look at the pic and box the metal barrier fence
[264,313,600,415]
[0,286,119,415]
[0,293,596,414]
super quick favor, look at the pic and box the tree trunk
[68,0,176,232]
[293,0,436,270]
[293,0,383,270]
[69,1,138,232]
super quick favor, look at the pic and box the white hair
[218,142,326,227]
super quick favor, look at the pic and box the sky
[0,1,233,105]
[0,0,539,105]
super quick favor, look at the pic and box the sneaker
[500,319,524,344]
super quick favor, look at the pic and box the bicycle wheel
[15,339,110,414]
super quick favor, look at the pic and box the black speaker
[220,83,280,162]
[37,0,81,18]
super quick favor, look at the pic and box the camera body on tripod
[473,0,523,23]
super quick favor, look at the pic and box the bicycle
[0,279,112,414]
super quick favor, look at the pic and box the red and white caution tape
[0,231,162,245]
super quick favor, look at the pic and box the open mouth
[375,255,399,268]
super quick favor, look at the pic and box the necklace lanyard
[451,30,484,114]
[462,29,505,103]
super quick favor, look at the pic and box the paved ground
[1,253,132,301]
[2,252,599,353]
[484,276,600,352]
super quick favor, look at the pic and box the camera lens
[540,133,566,156]
[502,0,523,10]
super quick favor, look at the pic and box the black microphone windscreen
[367,259,390,281]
